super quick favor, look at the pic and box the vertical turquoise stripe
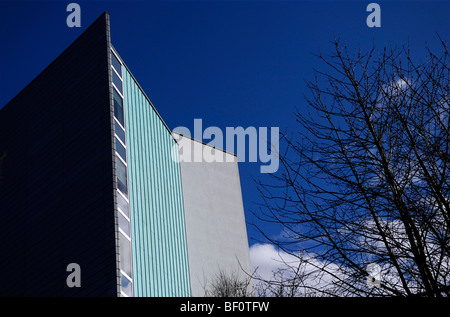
[123,68,190,297]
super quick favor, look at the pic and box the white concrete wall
[173,132,252,296]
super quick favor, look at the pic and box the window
[116,155,128,196]
[114,89,125,126]
[113,71,123,93]
[119,232,132,277]
[118,211,131,237]
[117,191,130,218]
[115,120,126,145]
[111,52,122,78]
[121,273,133,297]
[115,137,127,162]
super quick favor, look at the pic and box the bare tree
[255,38,450,297]
[203,269,254,297]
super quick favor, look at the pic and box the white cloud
[249,243,343,296]
[249,243,294,281]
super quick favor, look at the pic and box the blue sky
[1,0,449,250]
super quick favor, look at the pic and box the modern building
[0,12,251,297]
[174,133,252,296]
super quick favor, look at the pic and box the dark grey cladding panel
[0,12,118,297]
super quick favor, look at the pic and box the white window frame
[120,271,133,297]
[118,214,132,241]
[112,64,122,80]
[116,152,128,169]
[114,117,126,132]
[115,150,127,166]
[112,81,124,98]
[117,188,129,203]
[118,207,131,223]
[115,134,127,150]
[111,50,123,77]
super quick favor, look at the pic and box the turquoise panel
[122,68,191,297]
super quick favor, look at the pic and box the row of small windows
[112,50,134,298]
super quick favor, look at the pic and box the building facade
[174,133,252,296]
[0,12,251,297]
